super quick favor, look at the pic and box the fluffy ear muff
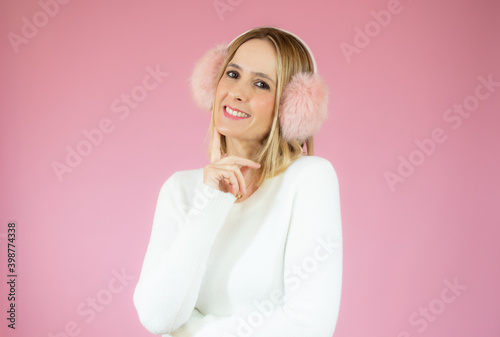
[190,44,228,111]
[278,72,329,142]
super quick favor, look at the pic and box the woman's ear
[190,44,228,110]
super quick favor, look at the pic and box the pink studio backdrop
[1,0,499,336]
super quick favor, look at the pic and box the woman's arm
[177,159,343,337]
[133,172,236,335]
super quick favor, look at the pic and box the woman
[133,27,342,337]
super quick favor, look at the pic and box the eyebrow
[227,63,276,85]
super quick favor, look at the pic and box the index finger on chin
[210,126,222,163]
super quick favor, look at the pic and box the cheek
[255,94,275,118]
[214,80,228,104]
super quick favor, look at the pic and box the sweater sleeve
[177,159,343,337]
[133,172,237,335]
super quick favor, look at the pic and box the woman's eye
[227,71,238,78]
[256,81,270,90]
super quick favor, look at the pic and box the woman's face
[214,38,277,144]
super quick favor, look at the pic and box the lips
[224,105,250,119]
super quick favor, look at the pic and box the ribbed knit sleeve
[133,172,237,335]
[176,158,343,337]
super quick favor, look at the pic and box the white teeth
[225,106,249,118]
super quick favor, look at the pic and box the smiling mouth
[224,105,250,118]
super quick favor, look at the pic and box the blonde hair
[206,27,316,187]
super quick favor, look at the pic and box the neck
[225,136,261,161]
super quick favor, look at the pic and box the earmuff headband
[227,26,318,73]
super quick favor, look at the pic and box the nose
[228,80,248,102]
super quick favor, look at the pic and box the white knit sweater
[133,155,343,337]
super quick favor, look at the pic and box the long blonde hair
[206,27,316,187]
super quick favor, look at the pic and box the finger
[217,159,260,195]
[232,166,247,195]
[219,170,239,195]
[212,165,246,195]
[223,178,238,195]
[219,156,261,169]
[210,126,222,164]
[212,163,253,194]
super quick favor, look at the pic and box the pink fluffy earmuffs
[190,27,329,142]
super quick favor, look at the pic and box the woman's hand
[203,127,261,196]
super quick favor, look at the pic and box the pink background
[1,0,499,336]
